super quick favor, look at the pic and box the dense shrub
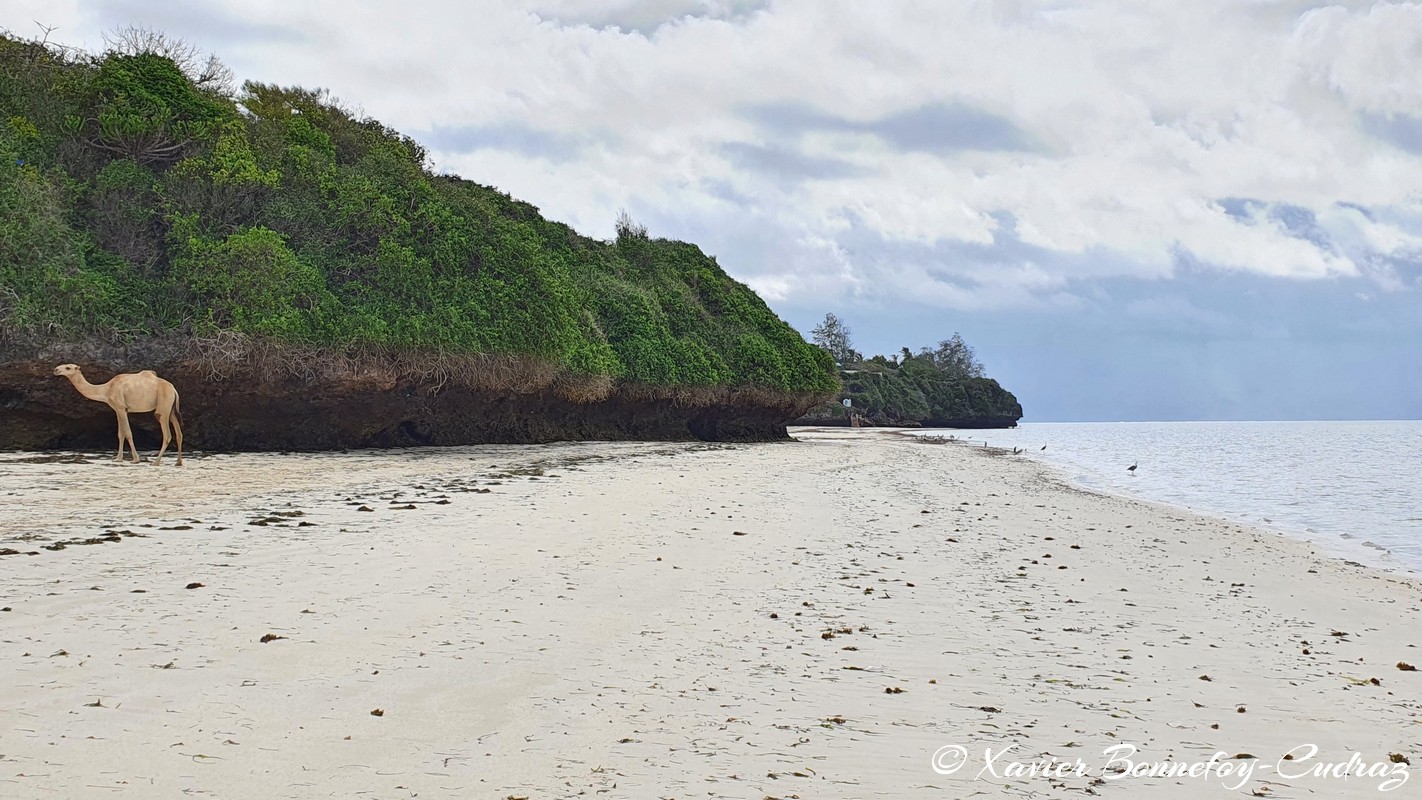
[803,362,1022,425]
[0,33,835,396]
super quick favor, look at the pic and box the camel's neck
[64,372,110,403]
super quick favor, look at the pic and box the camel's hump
[138,370,157,376]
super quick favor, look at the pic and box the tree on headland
[918,332,984,378]
[809,316,986,377]
[811,313,860,365]
[79,31,236,167]
[614,208,648,242]
[102,26,234,94]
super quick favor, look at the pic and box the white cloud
[529,0,769,33]
[4,0,1421,311]
[1292,3,1422,117]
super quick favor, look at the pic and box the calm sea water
[928,420,1422,574]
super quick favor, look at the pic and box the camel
[52,364,184,466]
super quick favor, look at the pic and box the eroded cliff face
[1,351,820,452]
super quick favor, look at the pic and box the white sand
[1,429,1417,798]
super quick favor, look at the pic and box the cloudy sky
[6,1,1420,420]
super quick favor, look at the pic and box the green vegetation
[802,361,1023,426]
[805,314,1023,425]
[0,32,835,397]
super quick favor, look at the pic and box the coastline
[2,429,1418,798]
[1055,474,1422,578]
[902,421,1422,577]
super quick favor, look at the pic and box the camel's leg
[112,409,127,462]
[119,413,141,463]
[154,411,170,466]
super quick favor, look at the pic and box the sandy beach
[1,429,1417,798]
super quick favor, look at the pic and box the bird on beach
[1012,447,1021,454]
[1127,462,1138,474]
[1040,444,1047,451]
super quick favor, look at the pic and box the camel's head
[52,363,80,378]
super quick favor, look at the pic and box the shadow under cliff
[1,339,827,451]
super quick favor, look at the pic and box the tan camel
[52,364,184,466]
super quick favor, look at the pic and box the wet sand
[1,429,1417,798]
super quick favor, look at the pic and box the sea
[925,420,1422,574]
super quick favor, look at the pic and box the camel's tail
[173,392,182,425]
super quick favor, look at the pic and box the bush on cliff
[0,32,836,399]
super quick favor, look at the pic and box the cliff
[0,340,817,450]
[0,34,836,450]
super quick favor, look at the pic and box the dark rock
[1,350,823,452]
